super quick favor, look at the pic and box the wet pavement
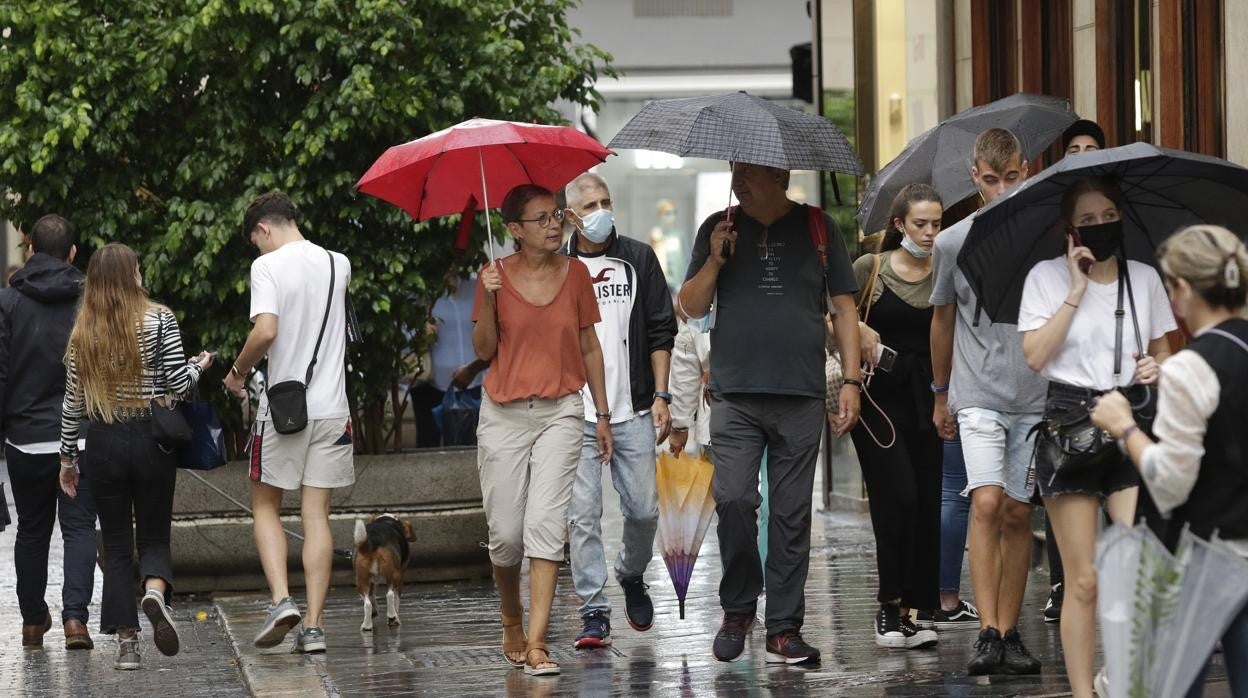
[2,463,1234,696]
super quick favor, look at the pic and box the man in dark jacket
[561,173,677,648]
[0,214,95,650]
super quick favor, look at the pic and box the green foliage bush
[0,1,611,451]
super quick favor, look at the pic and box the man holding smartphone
[680,162,861,665]
[929,129,1047,675]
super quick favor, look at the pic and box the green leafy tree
[0,0,612,452]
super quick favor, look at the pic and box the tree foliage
[0,0,612,451]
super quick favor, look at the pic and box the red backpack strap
[806,205,828,269]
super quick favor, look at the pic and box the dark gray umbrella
[958,142,1248,324]
[607,92,863,175]
[856,93,1077,234]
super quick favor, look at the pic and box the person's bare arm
[580,325,613,463]
[678,219,735,317]
[930,303,957,439]
[223,314,278,397]
[828,293,860,436]
[472,264,502,361]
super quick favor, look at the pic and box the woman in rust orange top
[472,183,612,677]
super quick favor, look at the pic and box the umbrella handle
[478,147,497,264]
[679,599,686,620]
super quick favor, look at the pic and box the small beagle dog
[353,513,416,632]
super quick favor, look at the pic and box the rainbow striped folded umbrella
[656,451,716,620]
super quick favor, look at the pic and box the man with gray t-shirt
[680,162,861,666]
[929,129,1046,676]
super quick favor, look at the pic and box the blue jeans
[1186,598,1248,697]
[567,413,659,617]
[939,439,970,594]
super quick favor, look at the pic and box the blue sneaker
[574,610,611,649]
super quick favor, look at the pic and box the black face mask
[1076,219,1124,261]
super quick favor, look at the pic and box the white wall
[1071,0,1096,121]
[1226,0,1247,164]
[567,0,813,72]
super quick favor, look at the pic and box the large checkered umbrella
[607,92,863,175]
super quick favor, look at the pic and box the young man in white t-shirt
[224,191,353,654]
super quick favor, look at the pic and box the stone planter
[169,448,490,593]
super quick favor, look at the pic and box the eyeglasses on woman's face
[514,209,566,229]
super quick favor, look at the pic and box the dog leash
[182,469,355,561]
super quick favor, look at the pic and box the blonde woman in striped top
[57,243,213,670]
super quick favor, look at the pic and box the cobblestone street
[1,465,1233,696]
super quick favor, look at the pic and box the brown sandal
[524,644,559,677]
[501,614,527,668]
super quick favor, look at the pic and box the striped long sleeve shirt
[60,307,203,458]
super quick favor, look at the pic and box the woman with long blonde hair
[57,243,212,670]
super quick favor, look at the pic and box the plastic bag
[439,388,481,447]
[181,400,227,470]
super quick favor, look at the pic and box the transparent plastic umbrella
[1150,527,1248,696]
[1095,523,1180,698]
[655,451,716,620]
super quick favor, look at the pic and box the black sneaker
[900,613,938,649]
[618,576,654,631]
[765,630,820,665]
[932,600,981,630]
[712,613,754,662]
[1043,583,1063,623]
[913,609,935,630]
[1000,627,1042,674]
[874,605,937,649]
[967,626,1004,675]
[574,610,611,649]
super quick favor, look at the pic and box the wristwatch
[930,381,949,394]
[653,391,672,404]
[595,411,612,421]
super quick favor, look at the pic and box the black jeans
[710,393,824,635]
[5,446,98,625]
[850,394,942,611]
[81,418,177,634]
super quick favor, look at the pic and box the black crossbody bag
[151,316,193,452]
[267,250,335,435]
[1039,257,1157,476]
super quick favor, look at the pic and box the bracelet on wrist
[231,363,244,378]
[1063,300,1079,310]
[595,411,611,421]
[671,426,689,433]
[1118,424,1140,442]
[653,391,672,404]
[842,378,863,390]
[930,381,949,394]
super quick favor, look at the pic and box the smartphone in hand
[876,344,898,372]
[1067,226,1093,274]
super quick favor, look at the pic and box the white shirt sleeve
[669,324,703,429]
[1017,260,1063,333]
[249,257,279,320]
[1140,264,1179,339]
[1139,350,1220,514]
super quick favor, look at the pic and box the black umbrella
[857,93,1077,234]
[958,142,1248,324]
[607,92,864,175]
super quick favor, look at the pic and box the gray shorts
[248,418,355,490]
[956,408,1041,504]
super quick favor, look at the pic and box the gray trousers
[710,393,824,635]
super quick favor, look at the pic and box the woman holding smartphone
[851,183,945,649]
[1019,177,1175,698]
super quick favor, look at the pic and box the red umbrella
[356,118,612,259]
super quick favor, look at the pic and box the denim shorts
[956,407,1042,504]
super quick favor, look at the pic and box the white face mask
[899,232,931,258]
[578,208,615,244]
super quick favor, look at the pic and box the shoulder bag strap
[1205,327,1248,356]
[1114,258,1127,385]
[1119,257,1147,358]
[152,310,166,389]
[304,249,336,385]
[807,205,830,314]
[858,253,883,324]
